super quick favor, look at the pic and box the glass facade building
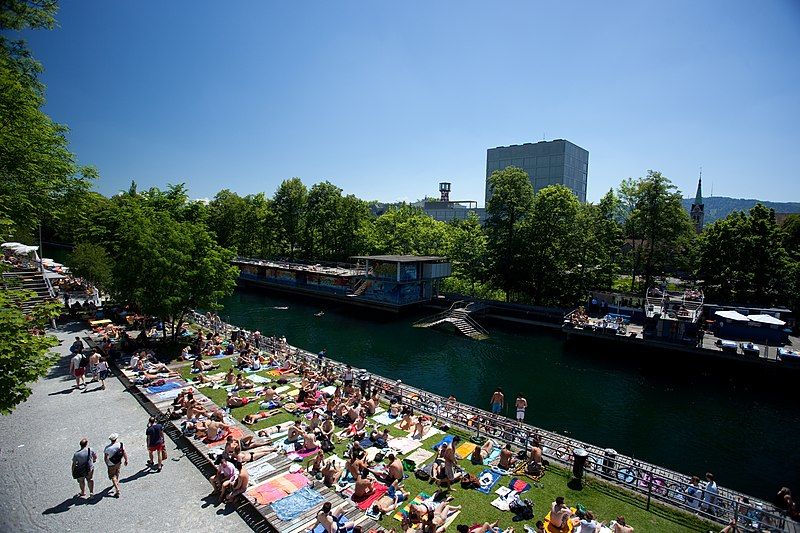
[485,139,589,203]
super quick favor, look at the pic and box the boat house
[233,255,451,312]
[642,287,704,345]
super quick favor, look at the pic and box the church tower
[690,172,704,233]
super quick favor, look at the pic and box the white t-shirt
[129,355,139,369]
[104,442,122,467]
[71,353,82,370]
[580,519,599,533]
[97,361,109,373]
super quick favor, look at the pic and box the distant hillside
[682,196,800,225]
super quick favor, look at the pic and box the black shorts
[344,380,353,387]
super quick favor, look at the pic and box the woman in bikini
[243,411,273,425]
[226,393,258,408]
[470,439,495,465]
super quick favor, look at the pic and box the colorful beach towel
[352,482,388,510]
[145,381,183,394]
[148,388,184,403]
[204,426,244,447]
[508,477,531,493]
[247,472,309,506]
[270,486,324,521]
[485,447,502,465]
[247,457,277,484]
[393,491,430,521]
[286,446,320,461]
[455,441,478,459]
[477,468,502,494]
[430,435,454,450]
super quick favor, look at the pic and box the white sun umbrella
[1,242,23,248]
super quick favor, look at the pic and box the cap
[108,433,118,441]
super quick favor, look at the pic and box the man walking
[69,350,86,389]
[146,417,167,472]
[490,388,504,415]
[72,438,97,498]
[104,433,128,498]
[515,393,528,422]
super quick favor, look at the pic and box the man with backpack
[104,433,128,498]
[69,350,88,389]
[72,438,97,498]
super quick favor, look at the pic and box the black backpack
[79,354,89,368]
[109,443,124,465]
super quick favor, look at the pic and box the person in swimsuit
[498,443,516,470]
[470,439,495,465]
[490,388,504,415]
[226,461,249,502]
[550,497,572,528]
[316,501,354,533]
[227,393,258,408]
[515,393,527,422]
[321,458,342,487]
[243,411,272,425]
[612,516,634,533]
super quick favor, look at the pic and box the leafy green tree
[370,205,450,256]
[618,171,694,291]
[304,181,343,260]
[485,167,535,301]
[112,205,238,341]
[782,214,800,258]
[0,0,95,240]
[521,185,581,305]
[447,213,488,296]
[698,204,789,306]
[67,242,114,292]
[0,274,61,414]
[335,194,373,260]
[273,178,307,259]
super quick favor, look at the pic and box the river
[218,287,797,500]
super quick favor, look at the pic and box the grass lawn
[185,374,717,533]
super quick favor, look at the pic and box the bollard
[603,448,618,477]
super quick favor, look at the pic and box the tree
[447,213,488,296]
[207,189,248,252]
[272,178,307,259]
[67,242,114,292]
[112,206,238,341]
[618,171,694,291]
[0,271,61,413]
[304,181,343,260]
[698,204,790,306]
[782,214,800,258]
[485,167,535,301]
[370,205,450,256]
[520,185,581,306]
[0,0,95,240]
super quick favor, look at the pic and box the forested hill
[682,196,800,225]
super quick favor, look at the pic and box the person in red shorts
[69,351,87,389]
[146,416,167,471]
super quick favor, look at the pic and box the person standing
[317,348,326,369]
[146,417,167,471]
[104,433,128,498]
[72,438,97,498]
[88,350,101,382]
[343,365,354,388]
[490,388,504,415]
[702,472,719,515]
[515,393,528,422]
[96,357,109,390]
[69,350,86,389]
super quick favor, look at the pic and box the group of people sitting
[546,496,635,533]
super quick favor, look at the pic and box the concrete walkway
[0,323,252,532]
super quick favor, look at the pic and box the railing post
[646,468,653,511]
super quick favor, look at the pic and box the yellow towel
[455,441,477,460]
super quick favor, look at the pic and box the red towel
[353,482,388,510]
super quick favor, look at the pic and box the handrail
[187,311,792,532]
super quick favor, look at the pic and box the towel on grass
[270,486,324,521]
[320,385,337,396]
[508,477,531,493]
[205,426,244,447]
[364,447,385,462]
[430,435,454,450]
[372,412,396,426]
[274,385,291,393]
[455,441,477,459]
[477,468,502,494]
[247,472,309,506]
[404,448,434,465]
[145,381,183,394]
[249,374,271,384]
[286,446,320,461]
[484,447,501,464]
[393,492,430,521]
[353,482,388,510]
[490,487,516,511]
[412,426,442,441]
[388,437,422,455]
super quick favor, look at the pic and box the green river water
[217,287,799,501]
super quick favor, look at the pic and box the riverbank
[217,288,800,501]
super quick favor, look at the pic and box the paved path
[0,323,252,532]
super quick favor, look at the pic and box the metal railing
[187,312,794,532]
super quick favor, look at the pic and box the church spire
[690,169,705,233]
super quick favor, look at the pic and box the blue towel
[485,446,501,464]
[477,468,502,494]
[270,486,324,521]
[145,381,182,394]
[431,435,454,450]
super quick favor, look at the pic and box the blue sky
[20,0,800,205]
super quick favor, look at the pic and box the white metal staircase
[414,302,489,340]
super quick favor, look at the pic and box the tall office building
[485,139,589,204]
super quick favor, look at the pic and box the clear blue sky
[20,0,800,205]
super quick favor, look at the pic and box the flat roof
[350,255,448,263]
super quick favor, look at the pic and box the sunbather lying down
[243,411,274,425]
[470,439,496,464]
[235,447,275,463]
[239,435,274,451]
